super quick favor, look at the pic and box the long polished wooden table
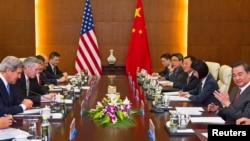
[12,74,212,141]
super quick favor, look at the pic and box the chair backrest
[217,65,232,93]
[205,61,220,80]
[19,57,26,62]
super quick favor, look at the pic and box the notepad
[190,117,225,124]
[0,128,30,140]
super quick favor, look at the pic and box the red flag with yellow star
[125,0,151,79]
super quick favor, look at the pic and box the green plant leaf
[93,111,102,119]
[116,110,124,121]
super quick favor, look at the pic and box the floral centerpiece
[84,93,140,128]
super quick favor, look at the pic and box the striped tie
[6,84,10,96]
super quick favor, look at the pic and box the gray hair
[23,57,41,68]
[0,56,23,72]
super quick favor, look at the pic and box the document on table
[0,128,30,140]
[168,96,190,101]
[17,108,41,115]
[190,117,225,124]
[201,132,208,138]
[158,80,172,85]
[175,107,204,115]
[162,91,179,96]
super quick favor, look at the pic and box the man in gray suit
[208,61,250,124]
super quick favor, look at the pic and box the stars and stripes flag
[75,0,102,76]
[125,0,151,80]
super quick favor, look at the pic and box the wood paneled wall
[188,0,250,67]
[1,0,250,76]
[0,0,35,59]
[0,0,186,74]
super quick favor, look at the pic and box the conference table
[12,72,213,141]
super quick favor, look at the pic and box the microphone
[27,89,55,103]
[27,89,59,113]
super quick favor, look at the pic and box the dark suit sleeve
[188,75,220,107]
[12,79,41,104]
[0,90,23,116]
[172,72,187,89]
[218,86,250,124]
[183,77,201,91]
[44,66,63,79]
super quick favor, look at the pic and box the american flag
[75,0,102,76]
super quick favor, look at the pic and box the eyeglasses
[171,59,180,62]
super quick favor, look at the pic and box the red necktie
[233,89,241,103]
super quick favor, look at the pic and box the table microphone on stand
[28,89,57,112]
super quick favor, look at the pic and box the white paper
[201,132,208,138]
[74,88,80,93]
[51,113,63,119]
[158,80,172,85]
[56,85,67,89]
[17,108,41,115]
[168,96,190,101]
[190,117,225,124]
[49,88,63,91]
[65,99,73,104]
[175,107,204,115]
[0,128,30,140]
[162,92,179,96]
[177,129,195,133]
[67,75,76,79]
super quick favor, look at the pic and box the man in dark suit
[161,53,185,92]
[152,53,171,78]
[179,59,222,107]
[12,57,56,104]
[172,56,201,91]
[0,56,33,116]
[208,61,250,124]
[36,55,67,85]
[44,52,68,81]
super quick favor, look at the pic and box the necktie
[26,78,30,96]
[6,84,10,96]
[187,76,190,85]
[233,89,241,103]
[53,67,56,75]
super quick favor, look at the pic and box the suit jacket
[31,76,49,95]
[0,78,23,116]
[158,67,170,78]
[44,63,63,79]
[40,72,58,85]
[173,72,201,91]
[188,73,222,107]
[218,85,250,124]
[12,73,46,104]
[168,66,184,82]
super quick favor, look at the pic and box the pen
[4,114,17,123]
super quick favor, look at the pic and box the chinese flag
[125,0,151,79]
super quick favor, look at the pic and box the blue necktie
[6,84,10,96]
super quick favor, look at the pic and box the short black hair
[160,53,171,60]
[35,55,45,62]
[49,51,60,59]
[191,59,209,79]
[184,55,196,63]
[171,53,183,62]
[232,61,250,72]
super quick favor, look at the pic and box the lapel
[0,78,12,105]
[235,85,250,103]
